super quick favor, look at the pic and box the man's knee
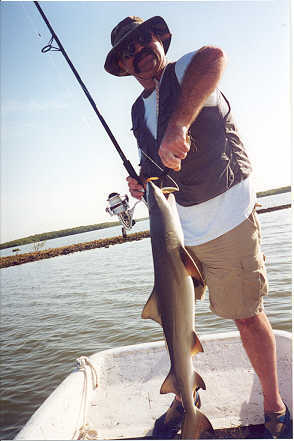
[235,312,263,329]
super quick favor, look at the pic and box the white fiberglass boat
[15,330,292,440]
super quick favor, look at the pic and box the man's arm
[159,46,227,171]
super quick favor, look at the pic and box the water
[0,193,291,439]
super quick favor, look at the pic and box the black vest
[131,62,252,206]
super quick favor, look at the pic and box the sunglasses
[119,30,154,60]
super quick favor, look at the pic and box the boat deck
[86,332,292,439]
[15,331,292,440]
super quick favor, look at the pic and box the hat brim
[104,16,171,77]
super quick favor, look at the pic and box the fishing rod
[33,1,142,186]
[33,1,149,235]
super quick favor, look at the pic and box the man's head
[104,16,171,80]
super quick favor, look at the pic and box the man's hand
[126,176,145,199]
[159,125,190,171]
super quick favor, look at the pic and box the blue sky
[1,0,291,242]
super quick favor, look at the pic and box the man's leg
[235,311,285,413]
[186,213,291,437]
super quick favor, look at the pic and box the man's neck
[136,65,166,92]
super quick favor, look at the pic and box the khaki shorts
[186,209,268,320]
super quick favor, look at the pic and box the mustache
[133,47,157,74]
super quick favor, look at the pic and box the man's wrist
[166,121,189,137]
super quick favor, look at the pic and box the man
[104,16,290,439]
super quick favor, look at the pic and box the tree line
[1,185,290,250]
[0,219,147,250]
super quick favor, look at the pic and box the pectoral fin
[179,246,204,286]
[141,287,162,325]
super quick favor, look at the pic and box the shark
[142,180,213,439]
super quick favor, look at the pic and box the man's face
[117,29,166,80]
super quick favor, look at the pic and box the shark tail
[181,409,214,439]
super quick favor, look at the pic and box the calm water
[0,193,291,439]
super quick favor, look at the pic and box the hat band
[112,21,141,47]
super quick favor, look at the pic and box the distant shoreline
[0,231,150,268]
[256,185,291,198]
[0,217,147,251]
[0,202,291,269]
[0,185,290,251]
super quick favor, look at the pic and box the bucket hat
[104,16,171,76]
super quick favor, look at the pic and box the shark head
[146,180,184,243]
[146,180,178,212]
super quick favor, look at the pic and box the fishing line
[139,149,179,191]
[21,2,42,40]
[33,1,143,193]
[21,2,79,118]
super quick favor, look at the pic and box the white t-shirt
[142,51,256,246]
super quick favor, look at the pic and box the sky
[1,0,292,242]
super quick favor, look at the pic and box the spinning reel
[105,192,141,238]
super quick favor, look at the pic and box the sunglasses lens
[121,41,136,59]
[138,30,152,45]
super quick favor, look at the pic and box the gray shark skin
[143,181,213,439]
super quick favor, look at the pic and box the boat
[15,330,292,440]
